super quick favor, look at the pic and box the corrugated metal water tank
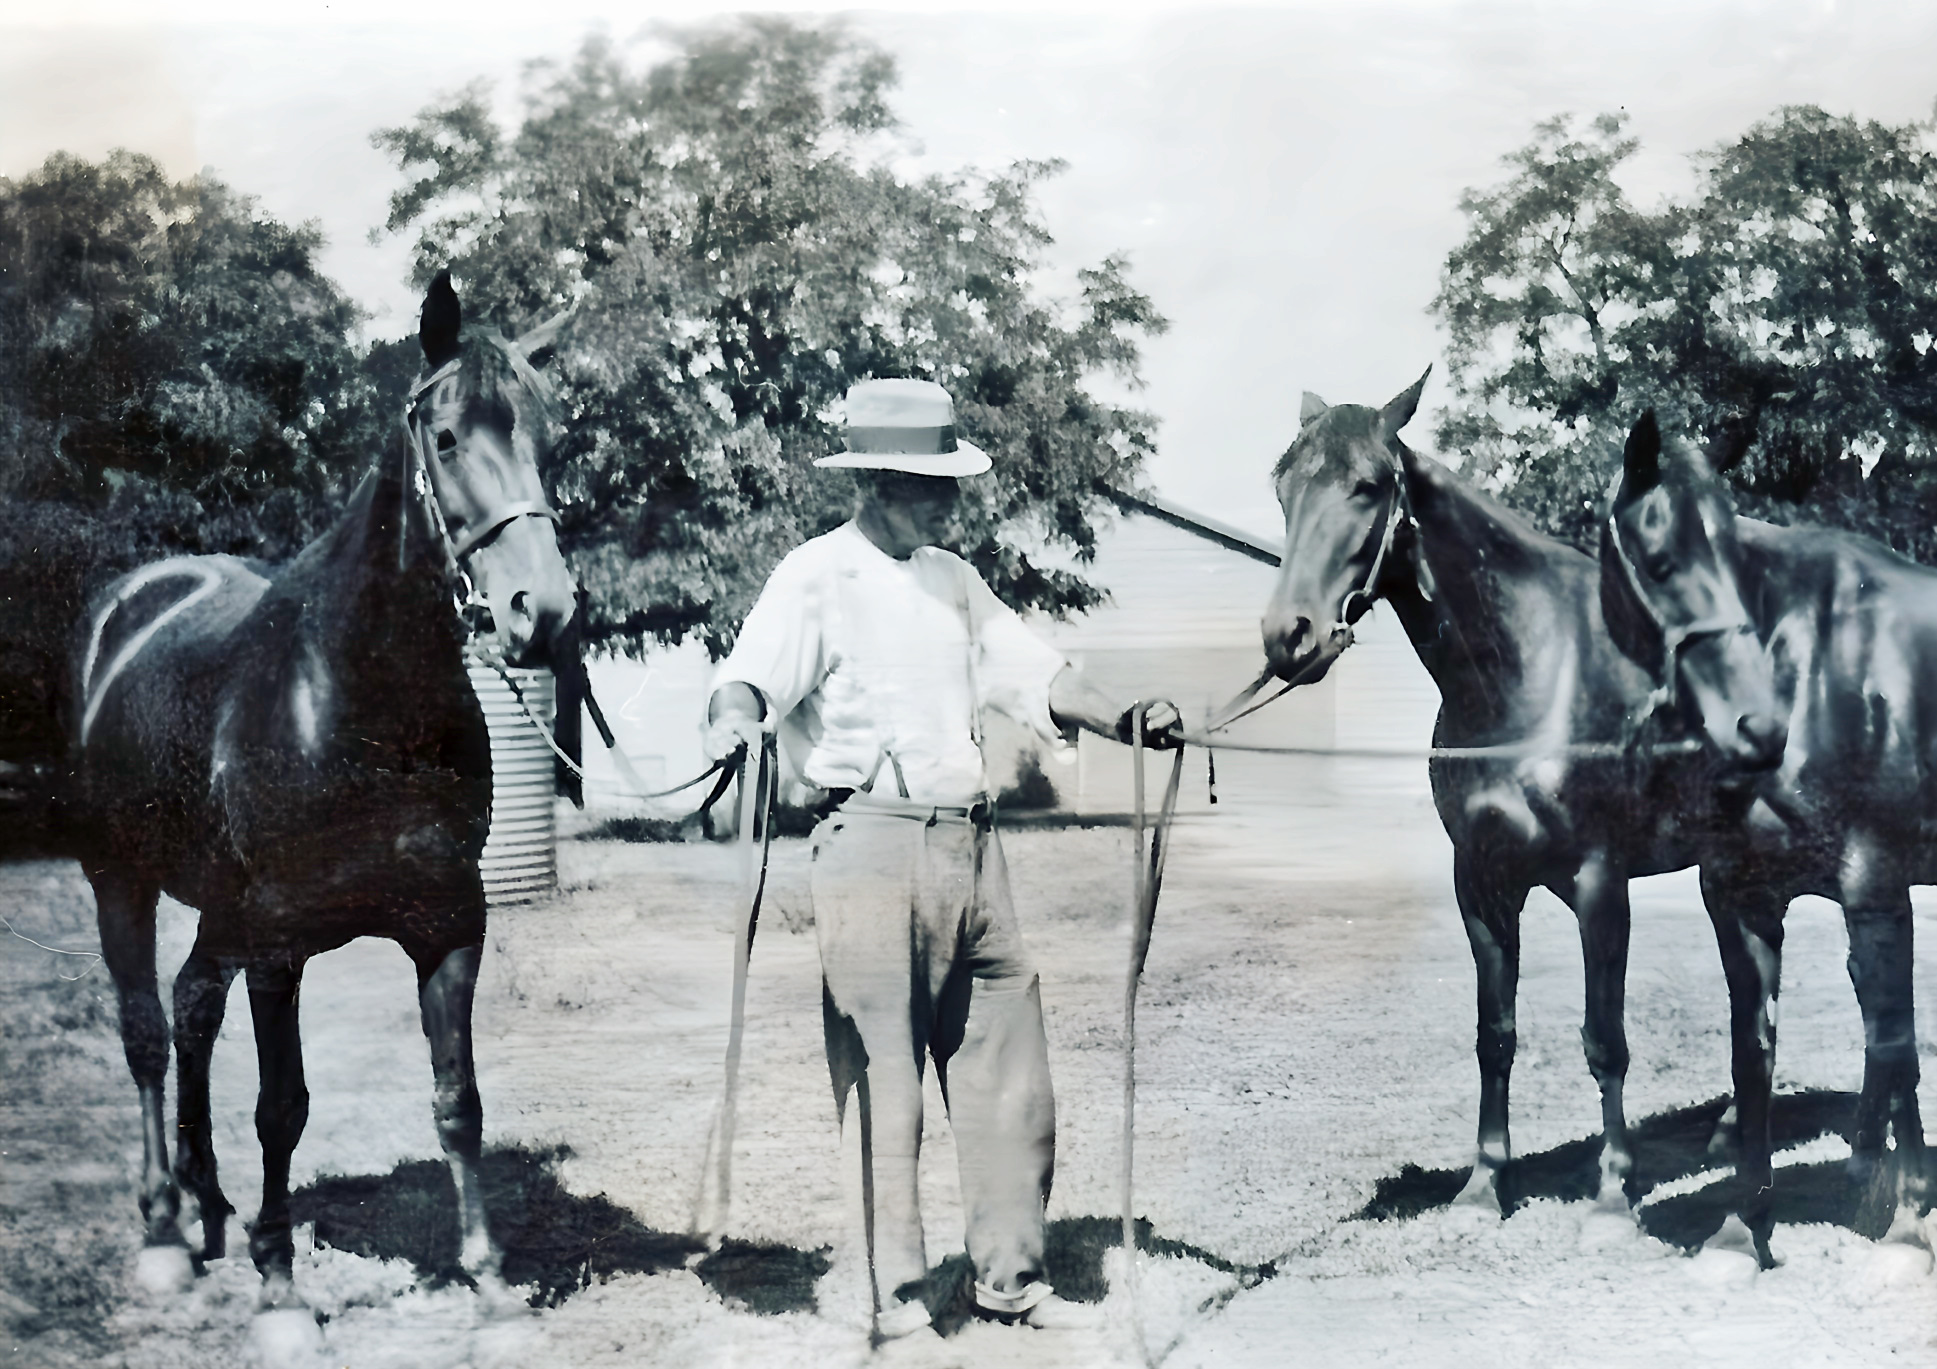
[467,655,557,906]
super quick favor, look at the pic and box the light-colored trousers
[812,804,1056,1310]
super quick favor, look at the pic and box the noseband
[1603,508,1756,714]
[402,356,562,624]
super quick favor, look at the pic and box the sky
[4,0,1935,538]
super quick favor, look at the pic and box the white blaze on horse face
[468,514,575,666]
[81,559,228,747]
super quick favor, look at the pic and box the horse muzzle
[1263,616,1352,687]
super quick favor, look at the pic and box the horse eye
[1351,479,1381,499]
[436,430,457,458]
[1644,552,1676,581]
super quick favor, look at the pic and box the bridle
[401,353,562,632]
[1602,505,1757,717]
[1211,438,1427,732]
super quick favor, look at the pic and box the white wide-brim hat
[814,377,991,477]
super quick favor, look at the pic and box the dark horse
[1260,375,1784,1208]
[71,272,576,1306]
[1602,422,1933,1263]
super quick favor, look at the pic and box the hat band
[846,423,958,455]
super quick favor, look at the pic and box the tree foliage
[373,19,1167,655]
[1433,107,1937,556]
[0,151,399,561]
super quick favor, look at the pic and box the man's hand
[1048,666,1186,749]
[704,683,767,763]
[1119,698,1185,750]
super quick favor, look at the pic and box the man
[702,378,1180,1340]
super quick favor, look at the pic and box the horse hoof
[133,1244,196,1295]
[1866,1241,1933,1284]
[1451,1165,1503,1215]
[1687,1217,1762,1287]
[471,1270,534,1318]
[255,1273,308,1315]
[249,1307,325,1369]
[1882,1203,1933,1251]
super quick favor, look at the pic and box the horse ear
[514,304,576,368]
[1378,367,1431,443]
[1623,411,1662,493]
[1299,392,1330,426]
[420,270,462,369]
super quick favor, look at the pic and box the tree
[0,150,397,561]
[1432,107,1937,558]
[372,19,1167,656]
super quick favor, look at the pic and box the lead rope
[1122,706,1185,1366]
[694,732,779,1245]
[474,649,738,810]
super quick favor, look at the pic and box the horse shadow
[289,1145,829,1311]
[1353,1089,1921,1247]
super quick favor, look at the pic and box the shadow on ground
[290,1145,829,1310]
[895,1215,1276,1338]
[1352,1089,1926,1248]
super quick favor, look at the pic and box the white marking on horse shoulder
[81,559,228,746]
[290,643,332,757]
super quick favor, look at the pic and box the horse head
[1262,370,1430,685]
[1599,412,1784,770]
[408,271,577,668]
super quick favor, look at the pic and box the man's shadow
[1353,1089,1923,1247]
[290,1146,829,1311]
[290,1147,1277,1324]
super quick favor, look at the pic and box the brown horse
[1261,376,1783,1209]
[71,272,576,1308]
[1603,419,1932,1264]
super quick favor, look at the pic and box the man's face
[867,471,961,550]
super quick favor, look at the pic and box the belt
[834,790,995,828]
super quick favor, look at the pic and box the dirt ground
[4,750,1937,1367]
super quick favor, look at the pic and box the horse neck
[283,466,468,700]
[1381,446,1567,728]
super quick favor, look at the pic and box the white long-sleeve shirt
[711,521,1068,801]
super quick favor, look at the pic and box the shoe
[972,1281,1101,1330]
[1014,1292,1101,1330]
[875,1297,934,1340]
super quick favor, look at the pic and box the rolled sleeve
[962,568,1068,746]
[710,545,827,723]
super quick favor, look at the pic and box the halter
[401,354,563,625]
[1209,438,1429,734]
[1339,440,1421,628]
[1602,507,1757,715]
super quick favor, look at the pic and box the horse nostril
[510,590,531,621]
[1737,713,1786,765]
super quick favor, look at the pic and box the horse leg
[413,941,500,1282]
[87,864,183,1252]
[172,941,238,1262]
[1453,849,1527,1207]
[1699,864,1784,1268]
[1562,852,1633,1203]
[1838,841,1922,1205]
[245,957,310,1306]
